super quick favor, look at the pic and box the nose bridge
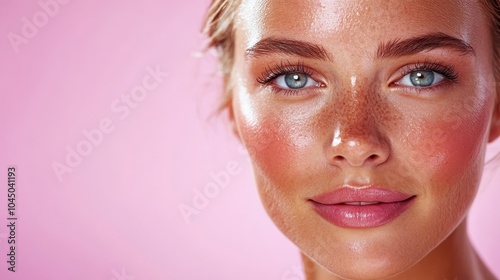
[326,80,390,167]
[337,82,377,137]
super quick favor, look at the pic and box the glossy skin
[229,0,499,279]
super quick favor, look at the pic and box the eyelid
[388,61,459,88]
[273,73,321,90]
[395,71,445,87]
[256,60,326,96]
[257,60,315,84]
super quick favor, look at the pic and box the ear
[488,83,500,142]
[227,96,242,142]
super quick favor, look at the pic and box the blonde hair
[203,0,240,111]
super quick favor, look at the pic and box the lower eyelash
[256,60,313,85]
[272,89,297,96]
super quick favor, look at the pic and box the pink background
[0,1,498,279]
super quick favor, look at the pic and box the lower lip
[310,197,415,228]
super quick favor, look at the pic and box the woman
[204,0,500,279]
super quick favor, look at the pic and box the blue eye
[256,61,324,93]
[398,70,445,87]
[275,73,320,89]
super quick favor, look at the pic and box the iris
[284,73,309,89]
[410,71,435,87]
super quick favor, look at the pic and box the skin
[228,0,500,279]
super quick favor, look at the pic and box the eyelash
[257,61,313,84]
[256,60,459,95]
[397,60,459,84]
[391,60,459,96]
[256,61,318,95]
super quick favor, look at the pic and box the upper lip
[310,185,415,205]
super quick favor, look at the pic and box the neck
[302,220,497,280]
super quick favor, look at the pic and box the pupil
[285,73,308,89]
[410,71,435,87]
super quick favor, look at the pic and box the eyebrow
[376,32,475,58]
[245,37,332,61]
[245,33,475,62]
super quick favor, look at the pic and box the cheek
[239,116,320,198]
[242,117,295,184]
[234,97,327,190]
[422,107,487,178]
[404,96,492,217]
[233,104,310,228]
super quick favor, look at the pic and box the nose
[325,101,390,168]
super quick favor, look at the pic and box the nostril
[333,155,345,161]
[329,152,384,167]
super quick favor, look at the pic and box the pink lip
[309,186,415,228]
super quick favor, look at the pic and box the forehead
[235,0,485,50]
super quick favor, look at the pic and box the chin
[313,254,415,280]
[262,196,454,280]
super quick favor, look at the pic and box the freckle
[315,81,403,139]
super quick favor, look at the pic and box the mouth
[342,201,382,205]
[309,186,416,228]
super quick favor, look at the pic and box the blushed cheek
[240,117,286,175]
[238,111,319,188]
[425,124,483,177]
[407,100,491,203]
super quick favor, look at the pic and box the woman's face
[230,0,498,278]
